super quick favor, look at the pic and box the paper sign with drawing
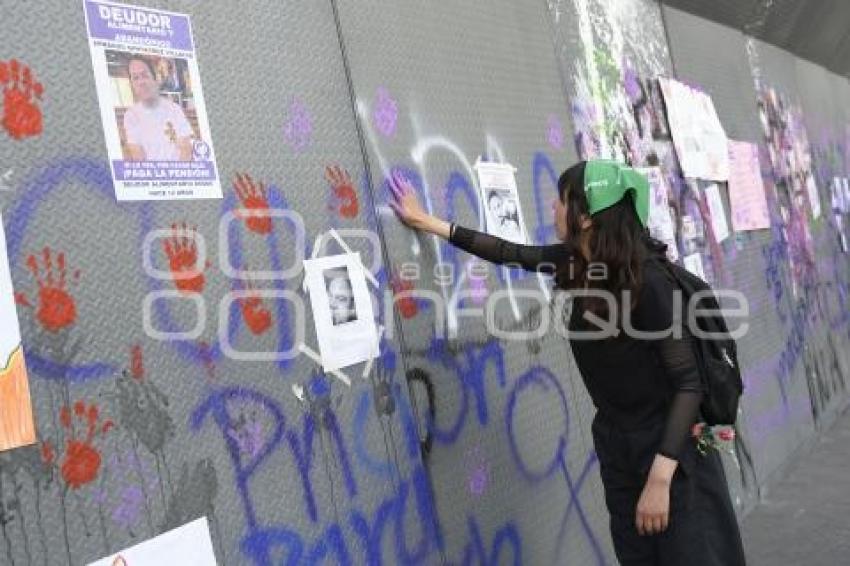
[0,212,37,451]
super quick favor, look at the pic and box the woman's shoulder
[641,252,674,287]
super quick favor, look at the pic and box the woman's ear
[580,215,593,231]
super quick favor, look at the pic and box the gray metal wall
[0,1,848,564]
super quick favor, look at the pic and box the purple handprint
[373,87,398,138]
[283,98,312,151]
[467,260,488,306]
[227,411,265,460]
[465,446,490,497]
[112,485,145,530]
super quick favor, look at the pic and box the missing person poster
[83,0,222,201]
[304,253,379,372]
[475,161,529,244]
[87,517,217,565]
[0,212,36,452]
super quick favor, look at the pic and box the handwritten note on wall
[727,140,770,232]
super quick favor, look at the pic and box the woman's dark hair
[554,161,653,321]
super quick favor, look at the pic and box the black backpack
[654,257,744,426]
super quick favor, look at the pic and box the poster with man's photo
[304,253,378,372]
[475,161,528,244]
[83,0,222,201]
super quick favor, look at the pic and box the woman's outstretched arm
[388,171,573,273]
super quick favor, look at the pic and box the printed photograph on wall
[304,253,378,372]
[0,211,36,452]
[475,161,529,244]
[83,0,222,201]
[106,50,198,161]
[324,267,358,326]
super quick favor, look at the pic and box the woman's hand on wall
[388,171,451,239]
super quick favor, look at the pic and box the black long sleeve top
[449,224,703,459]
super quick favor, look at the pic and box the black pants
[592,413,747,565]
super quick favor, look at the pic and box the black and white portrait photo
[486,189,523,243]
[324,268,357,326]
[303,251,379,372]
[476,161,528,245]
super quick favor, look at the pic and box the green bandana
[583,159,649,227]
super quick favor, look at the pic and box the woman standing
[388,159,746,565]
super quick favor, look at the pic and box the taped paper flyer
[83,0,222,201]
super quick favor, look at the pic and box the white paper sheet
[83,0,222,201]
[637,167,678,261]
[704,183,730,242]
[841,177,850,214]
[805,174,821,219]
[304,252,378,372]
[475,161,528,244]
[87,517,216,565]
[832,177,844,213]
[683,253,706,280]
[836,215,849,253]
[659,78,729,181]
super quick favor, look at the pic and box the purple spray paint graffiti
[283,98,312,151]
[373,87,398,138]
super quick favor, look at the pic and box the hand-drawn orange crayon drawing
[0,59,44,140]
[0,213,37,451]
[0,345,36,451]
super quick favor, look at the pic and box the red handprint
[40,440,55,466]
[58,401,113,490]
[130,344,144,380]
[239,279,272,335]
[1,59,44,140]
[23,247,80,333]
[325,165,359,218]
[234,173,272,234]
[390,273,418,319]
[162,223,209,294]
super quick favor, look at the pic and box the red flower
[691,422,705,437]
